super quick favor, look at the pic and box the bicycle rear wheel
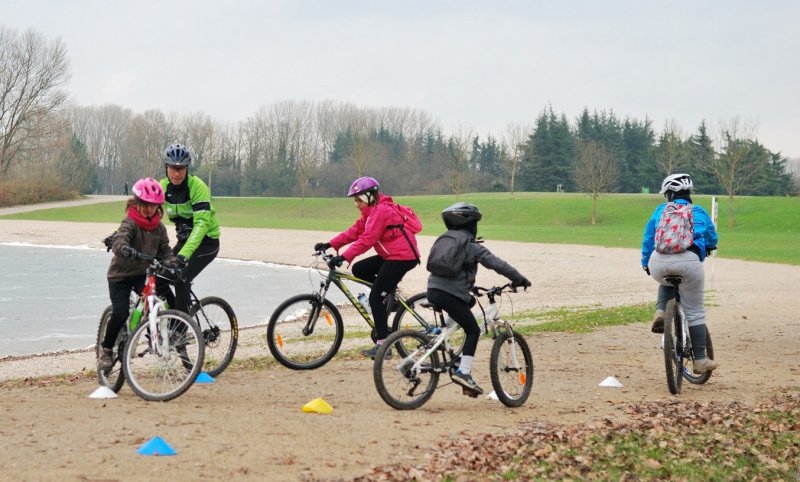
[267,294,344,370]
[373,330,440,410]
[122,309,204,402]
[663,299,683,395]
[683,327,714,385]
[96,305,125,393]
[190,296,238,378]
[391,293,466,358]
[489,331,533,407]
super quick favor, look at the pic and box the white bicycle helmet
[659,173,693,194]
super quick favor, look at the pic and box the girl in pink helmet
[98,178,177,370]
[314,176,422,359]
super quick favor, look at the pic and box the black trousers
[103,275,173,349]
[426,288,481,357]
[352,255,418,341]
[172,238,219,313]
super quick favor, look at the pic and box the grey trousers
[648,251,706,328]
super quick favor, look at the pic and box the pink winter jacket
[329,194,420,263]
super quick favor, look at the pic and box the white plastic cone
[89,386,118,399]
[599,376,624,388]
[486,391,500,400]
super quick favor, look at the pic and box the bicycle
[662,275,714,395]
[101,232,237,378]
[373,284,534,410]
[95,255,205,401]
[266,251,466,370]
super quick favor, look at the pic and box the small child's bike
[373,284,533,410]
[96,255,205,401]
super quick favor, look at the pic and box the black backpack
[426,231,471,278]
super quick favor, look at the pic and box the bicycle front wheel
[489,331,534,407]
[373,330,441,410]
[267,294,344,370]
[122,309,204,402]
[96,304,125,393]
[190,296,238,378]
[683,327,714,385]
[391,293,466,358]
[663,299,683,395]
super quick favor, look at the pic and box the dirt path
[0,217,798,481]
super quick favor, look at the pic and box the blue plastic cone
[137,436,177,456]
[195,372,215,384]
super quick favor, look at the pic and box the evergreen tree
[519,107,575,192]
[686,121,721,194]
[622,118,656,193]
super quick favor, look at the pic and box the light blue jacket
[641,199,718,267]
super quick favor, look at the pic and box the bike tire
[663,299,683,395]
[683,327,714,385]
[190,296,238,378]
[267,294,344,370]
[489,331,534,407]
[373,330,440,410]
[122,309,204,402]
[96,304,125,393]
[391,292,466,358]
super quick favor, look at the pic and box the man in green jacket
[160,142,221,314]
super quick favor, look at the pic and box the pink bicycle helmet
[132,178,165,204]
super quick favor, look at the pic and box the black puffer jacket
[426,229,526,303]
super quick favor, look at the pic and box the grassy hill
[2,192,797,265]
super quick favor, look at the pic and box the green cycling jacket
[160,174,220,259]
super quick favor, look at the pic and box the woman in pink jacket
[314,176,421,359]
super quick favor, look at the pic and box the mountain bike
[662,275,714,395]
[95,255,205,401]
[266,251,465,370]
[373,284,533,410]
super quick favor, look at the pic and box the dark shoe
[97,348,113,370]
[451,370,484,395]
[651,310,665,334]
[361,345,392,360]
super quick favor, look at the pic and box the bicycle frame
[308,254,432,333]
[405,284,520,375]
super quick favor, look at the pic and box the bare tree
[655,120,687,176]
[436,125,474,198]
[0,27,71,178]
[705,117,763,228]
[573,141,620,225]
[503,122,531,196]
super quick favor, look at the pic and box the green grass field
[2,192,798,264]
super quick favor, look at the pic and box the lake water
[0,243,348,357]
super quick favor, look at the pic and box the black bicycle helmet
[441,202,482,229]
[163,143,192,166]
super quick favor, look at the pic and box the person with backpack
[314,176,422,359]
[160,142,221,315]
[98,178,176,369]
[426,202,531,395]
[641,173,719,374]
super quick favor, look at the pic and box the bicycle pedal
[461,386,479,398]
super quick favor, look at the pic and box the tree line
[2,26,797,224]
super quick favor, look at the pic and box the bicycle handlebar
[472,283,522,297]
[133,253,181,281]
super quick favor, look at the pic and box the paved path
[0,195,124,216]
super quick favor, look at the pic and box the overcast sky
[3,1,799,157]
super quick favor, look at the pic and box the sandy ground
[0,211,798,481]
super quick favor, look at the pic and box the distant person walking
[160,142,221,314]
[123,182,129,196]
